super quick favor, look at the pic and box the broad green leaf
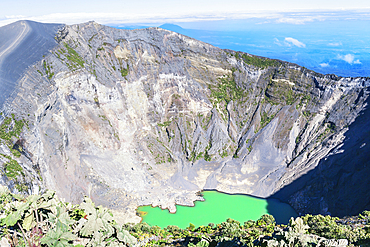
[41,226,61,246]
[59,211,75,226]
[80,215,103,237]
[74,218,87,233]
[26,194,40,205]
[15,201,30,214]
[60,231,76,241]
[41,235,58,247]
[48,212,57,225]
[41,221,76,247]
[80,197,96,216]
[79,197,114,239]
[98,208,114,237]
[48,205,60,223]
[48,205,74,226]
[115,225,137,245]
[42,190,56,200]
[12,193,24,201]
[197,240,210,247]
[289,217,309,234]
[22,212,35,231]
[88,231,105,247]
[102,220,114,237]
[0,185,9,196]
[38,198,58,212]
[4,211,21,226]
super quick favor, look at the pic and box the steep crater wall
[0,21,369,221]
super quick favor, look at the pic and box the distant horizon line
[1,8,370,28]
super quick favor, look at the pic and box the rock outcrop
[0,21,369,221]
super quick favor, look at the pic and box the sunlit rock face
[0,21,369,221]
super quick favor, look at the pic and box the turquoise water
[138,191,297,228]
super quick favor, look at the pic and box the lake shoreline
[137,190,297,227]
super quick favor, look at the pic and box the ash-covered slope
[0,20,63,106]
[0,21,369,221]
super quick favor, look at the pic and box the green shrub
[241,53,280,69]
[121,64,129,77]
[244,220,256,228]
[257,214,276,226]
[302,214,345,239]
[63,43,85,69]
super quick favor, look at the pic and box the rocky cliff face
[0,21,369,221]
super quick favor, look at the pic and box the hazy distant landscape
[114,17,370,77]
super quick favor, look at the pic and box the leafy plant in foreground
[0,185,137,247]
[2,185,370,246]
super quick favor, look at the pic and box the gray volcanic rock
[0,21,369,221]
[272,96,370,217]
[0,20,63,106]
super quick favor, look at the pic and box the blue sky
[1,0,370,27]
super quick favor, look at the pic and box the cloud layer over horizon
[1,8,370,28]
[337,54,362,64]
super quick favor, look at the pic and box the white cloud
[337,54,361,64]
[320,63,330,67]
[328,42,342,46]
[276,16,320,25]
[354,59,362,64]
[5,15,26,19]
[0,12,230,27]
[274,38,283,46]
[1,9,370,28]
[284,37,306,48]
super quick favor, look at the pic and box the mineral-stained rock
[0,20,369,221]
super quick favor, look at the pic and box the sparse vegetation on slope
[121,64,129,78]
[42,61,54,80]
[231,52,280,69]
[63,43,85,68]
[55,43,85,70]
[241,53,281,69]
[0,115,31,191]
[208,75,246,105]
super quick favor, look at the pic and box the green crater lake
[138,191,297,228]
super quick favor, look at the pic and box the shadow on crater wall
[269,96,370,217]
